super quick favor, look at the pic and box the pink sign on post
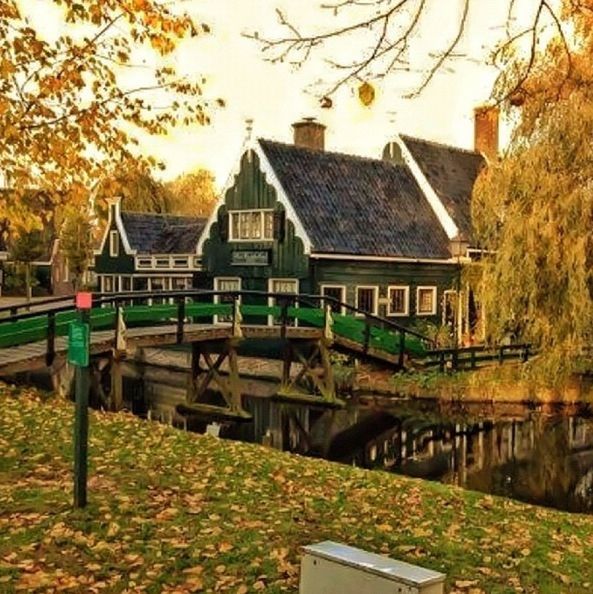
[76,292,93,310]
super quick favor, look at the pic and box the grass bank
[1,384,593,593]
[382,365,593,405]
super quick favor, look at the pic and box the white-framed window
[229,209,274,241]
[137,257,153,269]
[155,257,170,269]
[268,278,299,326]
[387,286,409,317]
[417,286,437,316]
[121,276,132,292]
[320,285,346,315]
[214,277,242,323]
[109,230,119,257]
[102,275,115,293]
[355,286,378,316]
[172,276,191,291]
[172,257,189,269]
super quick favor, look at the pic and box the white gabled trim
[196,142,314,256]
[94,197,136,256]
[395,135,459,240]
[256,146,313,255]
[310,252,456,265]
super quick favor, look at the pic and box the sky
[32,0,545,188]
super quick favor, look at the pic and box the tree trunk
[25,262,32,308]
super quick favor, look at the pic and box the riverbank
[1,383,593,593]
[358,363,593,405]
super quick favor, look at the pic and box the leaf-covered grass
[1,384,593,593]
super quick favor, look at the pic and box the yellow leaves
[358,81,376,107]
[0,59,15,78]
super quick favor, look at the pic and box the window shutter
[218,210,229,241]
[273,211,286,242]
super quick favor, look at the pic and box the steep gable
[399,135,485,243]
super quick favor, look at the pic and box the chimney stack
[474,105,499,160]
[292,118,326,151]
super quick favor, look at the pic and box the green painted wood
[0,302,426,359]
[202,150,308,282]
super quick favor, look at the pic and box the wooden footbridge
[0,290,434,418]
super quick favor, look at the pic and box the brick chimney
[292,118,326,151]
[474,105,499,160]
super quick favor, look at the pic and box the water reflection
[119,364,593,514]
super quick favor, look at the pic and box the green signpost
[70,292,92,508]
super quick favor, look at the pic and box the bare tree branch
[248,0,576,100]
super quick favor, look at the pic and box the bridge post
[46,311,56,367]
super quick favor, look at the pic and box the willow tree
[0,0,218,236]
[472,5,593,380]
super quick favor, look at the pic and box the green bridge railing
[0,290,435,367]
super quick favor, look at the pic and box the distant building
[94,199,207,293]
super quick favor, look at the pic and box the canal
[20,351,593,515]
[108,354,593,515]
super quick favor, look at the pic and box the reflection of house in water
[356,412,593,512]
[116,354,593,514]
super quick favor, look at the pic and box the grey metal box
[300,541,445,594]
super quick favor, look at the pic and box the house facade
[94,199,207,293]
[94,109,494,339]
[196,115,490,335]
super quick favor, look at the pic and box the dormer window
[229,209,274,241]
[109,230,119,257]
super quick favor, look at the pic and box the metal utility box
[300,541,446,594]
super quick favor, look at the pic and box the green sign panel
[68,321,90,367]
[231,250,270,266]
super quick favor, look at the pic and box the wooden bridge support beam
[187,339,247,416]
[278,338,338,403]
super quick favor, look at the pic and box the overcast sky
[37,0,543,186]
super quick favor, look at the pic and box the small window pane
[418,288,436,314]
[231,212,240,239]
[109,231,119,257]
[121,277,132,292]
[357,288,376,314]
[322,286,345,314]
[388,287,408,315]
[264,211,274,239]
[134,277,148,291]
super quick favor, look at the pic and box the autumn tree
[59,208,95,290]
[165,168,217,217]
[0,0,218,236]
[9,230,46,303]
[471,4,593,381]
[94,159,173,215]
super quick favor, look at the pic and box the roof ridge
[257,138,405,168]
[400,133,482,157]
[121,210,201,221]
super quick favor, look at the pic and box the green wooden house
[94,198,207,293]
[197,117,489,334]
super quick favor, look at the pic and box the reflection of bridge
[0,290,432,417]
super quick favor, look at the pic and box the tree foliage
[165,168,217,217]
[0,0,217,235]
[472,2,593,381]
[95,161,217,217]
[59,208,95,290]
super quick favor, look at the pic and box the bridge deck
[0,324,336,375]
[0,292,431,376]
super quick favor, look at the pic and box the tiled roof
[400,135,485,242]
[258,139,452,259]
[120,212,207,254]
